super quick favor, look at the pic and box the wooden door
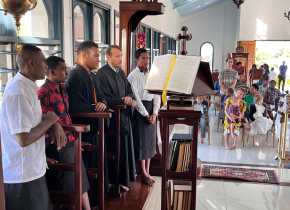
[237,41,256,85]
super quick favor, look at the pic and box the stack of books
[166,180,192,210]
[167,134,193,172]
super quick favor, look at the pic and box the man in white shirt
[1,44,59,210]
[128,48,161,185]
[269,67,277,81]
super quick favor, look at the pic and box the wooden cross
[176,26,192,55]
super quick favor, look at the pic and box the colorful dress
[223,97,247,136]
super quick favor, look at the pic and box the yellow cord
[162,55,177,106]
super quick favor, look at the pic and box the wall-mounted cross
[176,26,192,55]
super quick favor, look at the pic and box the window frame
[200,42,214,72]
[114,10,120,46]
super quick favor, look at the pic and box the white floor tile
[224,182,277,203]
[196,198,227,210]
[226,200,284,210]
[197,180,225,199]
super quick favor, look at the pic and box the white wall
[62,0,182,66]
[181,0,240,70]
[239,0,290,41]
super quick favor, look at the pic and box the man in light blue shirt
[279,61,287,91]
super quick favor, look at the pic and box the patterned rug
[201,165,279,184]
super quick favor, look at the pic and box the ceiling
[171,0,228,18]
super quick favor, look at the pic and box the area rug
[201,165,279,184]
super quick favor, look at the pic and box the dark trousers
[279,76,286,91]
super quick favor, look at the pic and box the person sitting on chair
[264,80,281,124]
[213,81,221,110]
[227,97,250,138]
[248,95,273,136]
[249,64,257,78]
[38,56,92,210]
[259,77,269,96]
[192,96,208,145]
[245,84,259,121]
[235,73,247,88]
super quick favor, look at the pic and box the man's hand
[149,114,157,125]
[95,102,106,112]
[46,158,58,164]
[42,111,59,126]
[127,100,137,107]
[122,96,132,105]
[51,123,67,150]
[146,115,151,124]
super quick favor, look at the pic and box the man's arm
[219,79,226,91]
[16,112,59,147]
[229,79,237,89]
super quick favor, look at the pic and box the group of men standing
[0,41,160,210]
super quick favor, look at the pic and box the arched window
[200,42,214,71]
[94,13,102,43]
[19,0,49,38]
[74,5,85,42]
[0,4,6,35]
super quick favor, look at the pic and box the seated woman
[249,95,273,136]
[224,88,247,150]
[264,80,281,123]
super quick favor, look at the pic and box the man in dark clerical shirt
[95,45,137,192]
[38,56,92,210]
[65,41,109,208]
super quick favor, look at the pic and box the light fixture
[233,0,244,9]
[0,0,38,53]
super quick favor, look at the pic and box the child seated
[218,88,234,125]
[249,95,273,135]
[227,97,250,138]
[194,96,208,144]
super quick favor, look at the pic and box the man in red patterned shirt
[38,56,92,210]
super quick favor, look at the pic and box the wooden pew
[106,105,126,196]
[48,124,90,210]
[69,112,111,210]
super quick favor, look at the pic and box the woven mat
[201,165,279,184]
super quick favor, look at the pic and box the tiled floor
[144,104,290,210]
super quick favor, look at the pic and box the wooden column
[119,1,165,75]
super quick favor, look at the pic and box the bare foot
[231,144,237,150]
[91,207,99,210]
[120,185,129,192]
[226,146,231,150]
[200,138,204,144]
[141,175,154,186]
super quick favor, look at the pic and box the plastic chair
[246,103,275,148]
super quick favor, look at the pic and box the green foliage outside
[274,77,290,87]
[256,51,273,62]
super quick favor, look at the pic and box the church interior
[1,0,290,210]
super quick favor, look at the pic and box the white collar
[16,72,39,91]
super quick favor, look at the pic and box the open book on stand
[145,54,215,99]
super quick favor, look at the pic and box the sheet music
[166,55,201,94]
[144,54,176,91]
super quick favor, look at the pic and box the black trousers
[279,76,286,91]
[5,175,52,210]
